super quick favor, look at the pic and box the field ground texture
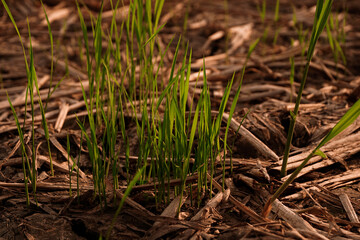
[1,0,360,239]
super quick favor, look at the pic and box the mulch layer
[1,0,360,239]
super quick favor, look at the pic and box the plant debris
[1,0,360,239]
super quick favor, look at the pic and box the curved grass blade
[222,38,260,182]
[7,93,30,205]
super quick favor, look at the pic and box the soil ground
[1,0,360,239]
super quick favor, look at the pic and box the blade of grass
[40,0,54,112]
[281,0,334,177]
[7,93,30,205]
[223,38,259,182]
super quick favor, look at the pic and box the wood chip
[339,193,360,223]
[54,101,69,132]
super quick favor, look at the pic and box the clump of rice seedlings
[326,12,347,66]
[75,0,167,207]
[3,0,260,211]
[256,0,269,42]
[150,36,259,208]
[76,0,113,207]
[291,5,309,57]
[1,0,53,205]
[121,0,165,185]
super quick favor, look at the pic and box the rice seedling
[326,12,347,66]
[262,0,359,217]
[289,55,295,102]
[73,0,168,207]
[1,0,49,205]
[66,133,82,198]
[7,96,31,206]
[257,0,267,24]
[291,5,309,57]
[223,38,260,182]
[256,0,269,43]
[340,8,347,44]
[35,14,55,177]
[66,135,73,196]
[281,0,334,177]
[76,0,106,206]
[273,0,280,45]
[223,0,230,62]
[40,0,54,110]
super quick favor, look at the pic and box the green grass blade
[307,0,333,62]
[156,38,182,110]
[318,99,360,148]
[274,0,280,22]
[223,38,259,177]
[211,73,234,144]
[7,92,30,205]
[281,0,333,177]
[143,23,165,47]
[76,0,91,80]
[40,0,54,111]
[1,0,30,74]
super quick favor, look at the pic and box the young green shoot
[281,0,334,177]
[273,0,280,45]
[257,0,266,23]
[66,135,73,196]
[326,13,346,66]
[289,53,295,102]
[31,6,55,175]
[25,18,39,205]
[223,38,260,183]
[7,93,30,205]
[1,0,46,204]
